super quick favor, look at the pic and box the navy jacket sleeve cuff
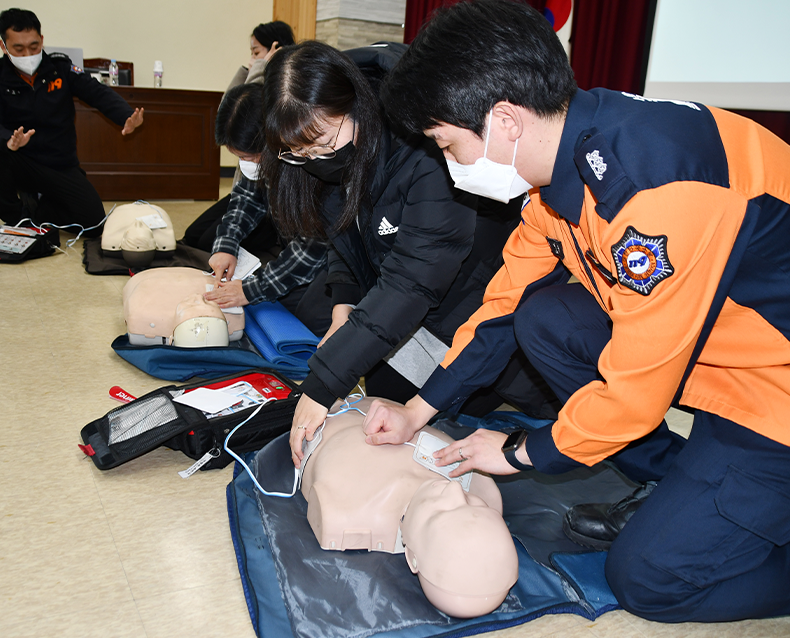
[418,365,467,412]
[525,423,584,474]
[298,373,338,409]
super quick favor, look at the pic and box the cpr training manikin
[122,267,244,347]
[101,201,176,269]
[299,397,519,618]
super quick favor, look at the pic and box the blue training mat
[244,301,319,371]
[226,411,631,638]
[111,334,312,382]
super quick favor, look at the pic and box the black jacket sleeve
[325,246,363,306]
[67,64,133,127]
[303,143,478,406]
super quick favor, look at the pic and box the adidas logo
[378,217,398,235]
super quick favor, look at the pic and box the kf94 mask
[445,111,532,203]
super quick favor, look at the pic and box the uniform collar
[0,50,55,85]
[538,89,599,225]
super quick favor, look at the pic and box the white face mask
[238,159,259,181]
[5,48,42,76]
[445,111,532,203]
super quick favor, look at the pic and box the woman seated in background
[257,41,536,467]
[182,20,295,253]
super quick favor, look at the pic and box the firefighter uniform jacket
[419,88,790,474]
[0,52,132,168]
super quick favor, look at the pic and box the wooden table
[75,87,223,200]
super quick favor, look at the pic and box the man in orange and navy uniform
[0,8,143,235]
[362,0,790,624]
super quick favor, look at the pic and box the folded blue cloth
[244,302,319,373]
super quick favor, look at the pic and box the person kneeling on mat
[362,0,790,625]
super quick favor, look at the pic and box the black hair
[0,8,41,41]
[380,0,577,137]
[252,21,295,50]
[260,41,382,238]
[215,83,265,155]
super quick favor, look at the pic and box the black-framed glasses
[278,114,347,165]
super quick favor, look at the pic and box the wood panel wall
[273,0,317,41]
[75,87,223,200]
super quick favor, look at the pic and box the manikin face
[401,478,518,618]
[172,294,228,348]
[403,479,489,542]
[1,28,42,58]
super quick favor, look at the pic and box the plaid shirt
[212,176,327,304]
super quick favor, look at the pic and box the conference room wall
[15,0,274,168]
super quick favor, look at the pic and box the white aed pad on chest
[413,431,472,492]
[123,267,244,346]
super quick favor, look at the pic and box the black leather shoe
[562,481,658,551]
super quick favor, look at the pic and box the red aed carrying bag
[79,369,299,471]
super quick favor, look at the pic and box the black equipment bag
[0,226,60,262]
[79,369,300,471]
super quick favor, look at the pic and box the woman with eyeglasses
[259,41,530,467]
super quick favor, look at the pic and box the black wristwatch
[501,429,531,471]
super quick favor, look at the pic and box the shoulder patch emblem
[71,65,84,74]
[611,226,674,295]
[586,149,607,181]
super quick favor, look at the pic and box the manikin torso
[299,397,502,554]
[122,267,244,345]
[298,397,518,618]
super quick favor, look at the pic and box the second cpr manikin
[122,267,244,346]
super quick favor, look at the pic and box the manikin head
[172,293,229,348]
[401,478,518,618]
[101,202,176,268]
[120,219,157,268]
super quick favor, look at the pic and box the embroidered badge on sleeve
[611,226,674,295]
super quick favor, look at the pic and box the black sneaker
[562,481,658,551]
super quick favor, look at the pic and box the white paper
[205,382,265,418]
[221,306,244,315]
[136,213,168,229]
[173,387,242,414]
[232,246,262,280]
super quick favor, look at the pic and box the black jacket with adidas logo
[300,125,521,407]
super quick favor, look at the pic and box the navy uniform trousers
[0,146,105,237]
[515,283,790,622]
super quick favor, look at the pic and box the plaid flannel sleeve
[241,237,328,304]
[212,176,269,257]
[241,238,327,303]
